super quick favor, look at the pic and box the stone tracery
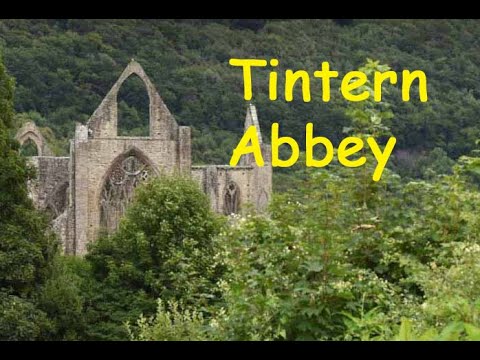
[100,153,151,232]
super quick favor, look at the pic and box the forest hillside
[1,19,479,169]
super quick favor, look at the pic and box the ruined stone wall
[27,156,71,252]
[192,165,251,214]
[28,156,70,212]
[20,61,271,256]
[73,132,190,255]
[192,160,271,215]
[72,60,192,255]
[251,144,272,212]
[87,60,178,140]
[236,103,273,213]
[16,122,53,156]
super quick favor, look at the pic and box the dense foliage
[122,60,480,341]
[2,21,480,341]
[75,176,224,340]
[125,154,480,341]
[0,54,71,340]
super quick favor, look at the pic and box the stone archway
[19,138,40,156]
[15,122,52,156]
[117,73,151,137]
[18,132,42,155]
[224,181,240,215]
[86,60,179,140]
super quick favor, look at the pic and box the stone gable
[18,60,272,255]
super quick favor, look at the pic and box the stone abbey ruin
[16,60,272,255]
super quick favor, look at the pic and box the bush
[83,175,224,340]
[127,299,210,341]
[0,292,52,340]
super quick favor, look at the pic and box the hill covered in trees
[1,19,480,168]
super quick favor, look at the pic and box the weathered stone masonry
[19,60,272,255]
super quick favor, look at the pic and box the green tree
[37,256,86,340]
[83,175,224,340]
[0,54,59,340]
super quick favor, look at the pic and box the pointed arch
[86,60,178,140]
[117,73,150,136]
[20,138,40,156]
[16,122,52,156]
[257,189,269,212]
[18,132,42,152]
[223,181,241,215]
[98,147,157,233]
[113,67,156,137]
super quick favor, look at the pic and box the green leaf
[397,318,413,341]
[464,324,480,340]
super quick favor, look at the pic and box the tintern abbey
[16,60,272,255]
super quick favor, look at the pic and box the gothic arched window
[224,181,240,215]
[257,189,269,211]
[117,74,150,137]
[19,138,40,156]
[100,152,151,232]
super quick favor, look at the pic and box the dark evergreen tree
[0,54,59,340]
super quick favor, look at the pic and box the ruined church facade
[17,61,272,255]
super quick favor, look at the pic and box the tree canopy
[0,53,60,340]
